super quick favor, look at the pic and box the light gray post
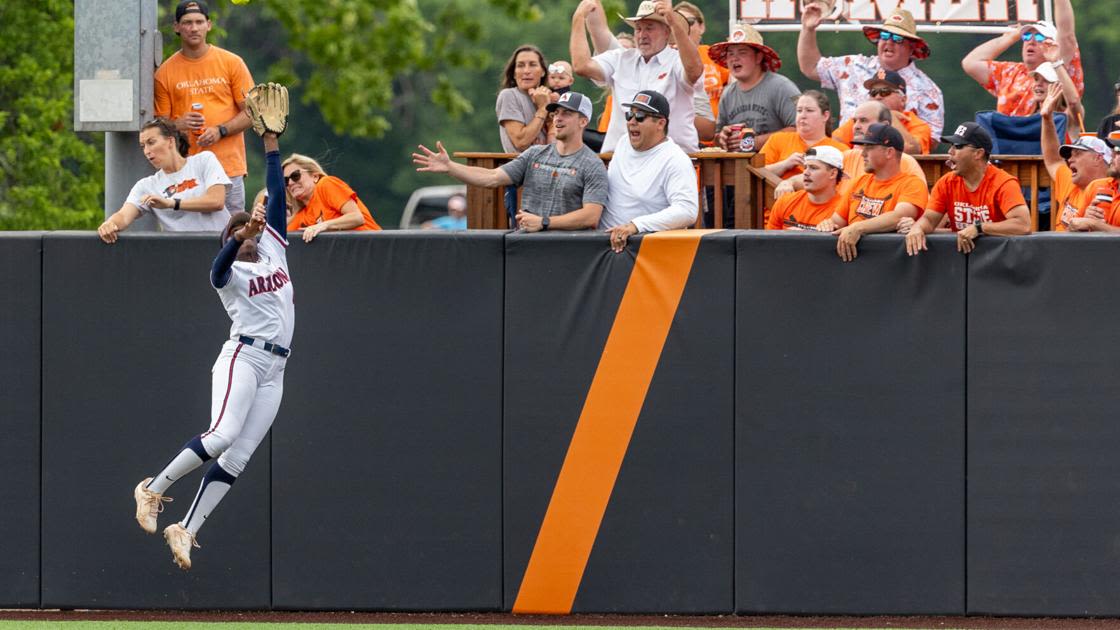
[74,0,160,227]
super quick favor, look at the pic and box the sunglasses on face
[284,170,304,185]
[868,87,900,97]
[682,16,699,26]
[878,32,906,43]
[624,110,661,122]
[951,143,972,151]
[1021,32,1047,43]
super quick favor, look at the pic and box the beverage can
[739,128,756,153]
[726,124,744,151]
[191,102,204,137]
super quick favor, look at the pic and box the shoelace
[144,491,172,516]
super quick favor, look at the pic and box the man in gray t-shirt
[413,91,608,231]
[708,23,800,150]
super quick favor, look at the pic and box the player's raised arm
[244,83,290,239]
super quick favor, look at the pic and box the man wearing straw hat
[708,22,800,151]
[961,0,1080,117]
[798,5,944,138]
[571,0,704,152]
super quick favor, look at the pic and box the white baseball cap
[805,145,845,171]
[1059,135,1110,161]
[1031,61,1058,83]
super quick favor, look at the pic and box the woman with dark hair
[132,84,293,571]
[98,117,231,242]
[496,44,551,226]
[760,90,848,180]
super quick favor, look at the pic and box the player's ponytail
[142,117,190,157]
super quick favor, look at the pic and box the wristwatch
[218,125,229,138]
[541,216,550,231]
[974,218,984,235]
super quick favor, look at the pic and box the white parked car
[398,185,467,229]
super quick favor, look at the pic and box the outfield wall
[3,230,1119,615]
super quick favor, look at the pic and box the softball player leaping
[133,83,291,570]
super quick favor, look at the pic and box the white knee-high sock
[181,461,238,536]
[147,436,211,495]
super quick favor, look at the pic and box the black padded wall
[270,232,504,610]
[0,234,43,606]
[967,235,1120,616]
[736,232,966,615]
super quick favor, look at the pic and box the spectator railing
[455,152,1053,231]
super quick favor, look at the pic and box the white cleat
[134,478,171,534]
[164,523,199,571]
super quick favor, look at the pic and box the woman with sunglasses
[759,90,848,180]
[282,155,381,242]
[960,0,1082,117]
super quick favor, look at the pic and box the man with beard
[601,90,699,252]
[961,0,1081,116]
[412,92,608,232]
[906,122,1031,255]
[833,123,928,262]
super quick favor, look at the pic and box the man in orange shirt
[832,70,932,154]
[834,124,927,261]
[776,101,926,199]
[1040,87,1109,231]
[766,146,848,231]
[1068,133,1120,232]
[906,122,1031,255]
[155,0,255,213]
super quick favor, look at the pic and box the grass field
[0,625,954,630]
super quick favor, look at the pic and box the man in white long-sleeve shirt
[603,90,698,252]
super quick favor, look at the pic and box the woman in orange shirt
[282,154,381,242]
[760,90,848,179]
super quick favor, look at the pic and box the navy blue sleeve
[210,236,241,288]
[265,150,286,239]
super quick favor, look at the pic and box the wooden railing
[455,152,1053,231]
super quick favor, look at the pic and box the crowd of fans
[104,0,1120,258]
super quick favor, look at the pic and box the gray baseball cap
[546,91,593,120]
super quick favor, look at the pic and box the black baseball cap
[175,0,210,21]
[941,121,993,154]
[851,122,904,152]
[621,90,670,118]
[863,69,906,93]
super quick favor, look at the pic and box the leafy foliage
[0,0,103,229]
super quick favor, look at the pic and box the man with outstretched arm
[413,92,608,232]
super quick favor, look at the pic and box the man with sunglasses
[906,122,1031,256]
[834,123,928,262]
[831,70,931,154]
[798,6,944,138]
[412,92,608,233]
[961,0,1081,117]
[601,90,698,252]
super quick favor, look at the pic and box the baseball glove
[244,82,289,137]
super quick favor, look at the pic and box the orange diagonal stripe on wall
[512,230,716,614]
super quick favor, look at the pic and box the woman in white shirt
[98,117,230,242]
